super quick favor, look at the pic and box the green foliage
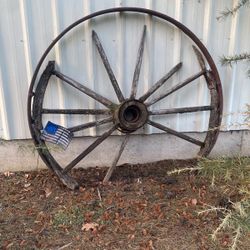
[53,206,84,228]
[220,53,250,66]
[217,0,250,20]
[198,158,250,250]
[196,157,250,188]
[218,1,250,78]
[168,157,250,249]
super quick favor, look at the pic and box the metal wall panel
[0,0,249,140]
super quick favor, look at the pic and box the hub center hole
[123,105,141,123]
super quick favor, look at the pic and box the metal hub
[116,100,148,133]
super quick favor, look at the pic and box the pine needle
[217,0,250,20]
[220,53,250,66]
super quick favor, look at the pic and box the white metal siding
[0,0,249,140]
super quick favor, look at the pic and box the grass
[53,206,85,228]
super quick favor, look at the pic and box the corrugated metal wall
[0,0,249,140]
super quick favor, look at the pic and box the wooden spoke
[92,30,125,103]
[139,62,182,102]
[53,70,116,108]
[192,45,214,90]
[192,45,206,70]
[146,69,206,107]
[63,124,118,174]
[149,105,213,115]
[147,120,204,147]
[103,135,129,183]
[68,117,113,133]
[130,25,147,99]
[42,109,111,115]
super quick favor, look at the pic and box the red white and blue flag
[41,121,72,149]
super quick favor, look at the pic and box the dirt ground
[0,160,248,250]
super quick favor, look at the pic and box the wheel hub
[116,100,148,133]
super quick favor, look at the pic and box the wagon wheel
[27,7,223,190]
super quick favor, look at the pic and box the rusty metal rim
[27,7,223,189]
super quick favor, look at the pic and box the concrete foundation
[0,130,249,172]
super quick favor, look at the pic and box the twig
[212,213,232,241]
[97,188,103,207]
[57,242,72,250]
[167,167,202,175]
[198,206,228,215]
[231,227,242,250]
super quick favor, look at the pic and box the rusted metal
[139,62,182,102]
[116,100,148,133]
[92,30,125,103]
[27,7,223,189]
[130,25,147,99]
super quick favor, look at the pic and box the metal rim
[27,7,223,189]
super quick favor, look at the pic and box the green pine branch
[220,53,250,66]
[217,0,250,20]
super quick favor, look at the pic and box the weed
[168,156,250,249]
[53,206,84,228]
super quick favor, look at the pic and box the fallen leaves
[0,161,237,250]
[3,171,14,177]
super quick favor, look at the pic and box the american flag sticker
[40,121,73,150]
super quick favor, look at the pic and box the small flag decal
[41,121,73,149]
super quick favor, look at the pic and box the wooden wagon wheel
[27,7,223,190]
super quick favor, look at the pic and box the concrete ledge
[0,130,249,172]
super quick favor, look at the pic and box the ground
[0,160,248,250]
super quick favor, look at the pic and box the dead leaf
[191,198,198,206]
[45,188,52,198]
[81,222,99,232]
[24,183,31,188]
[4,172,14,177]
[6,242,14,249]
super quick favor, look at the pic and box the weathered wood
[139,62,182,102]
[63,124,118,174]
[130,25,147,99]
[42,109,111,115]
[192,45,214,89]
[191,46,221,156]
[147,120,204,147]
[146,69,206,106]
[192,45,206,69]
[149,105,213,115]
[68,117,113,133]
[103,135,129,183]
[198,71,220,156]
[33,61,55,130]
[53,70,116,108]
[92,30,125,103]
